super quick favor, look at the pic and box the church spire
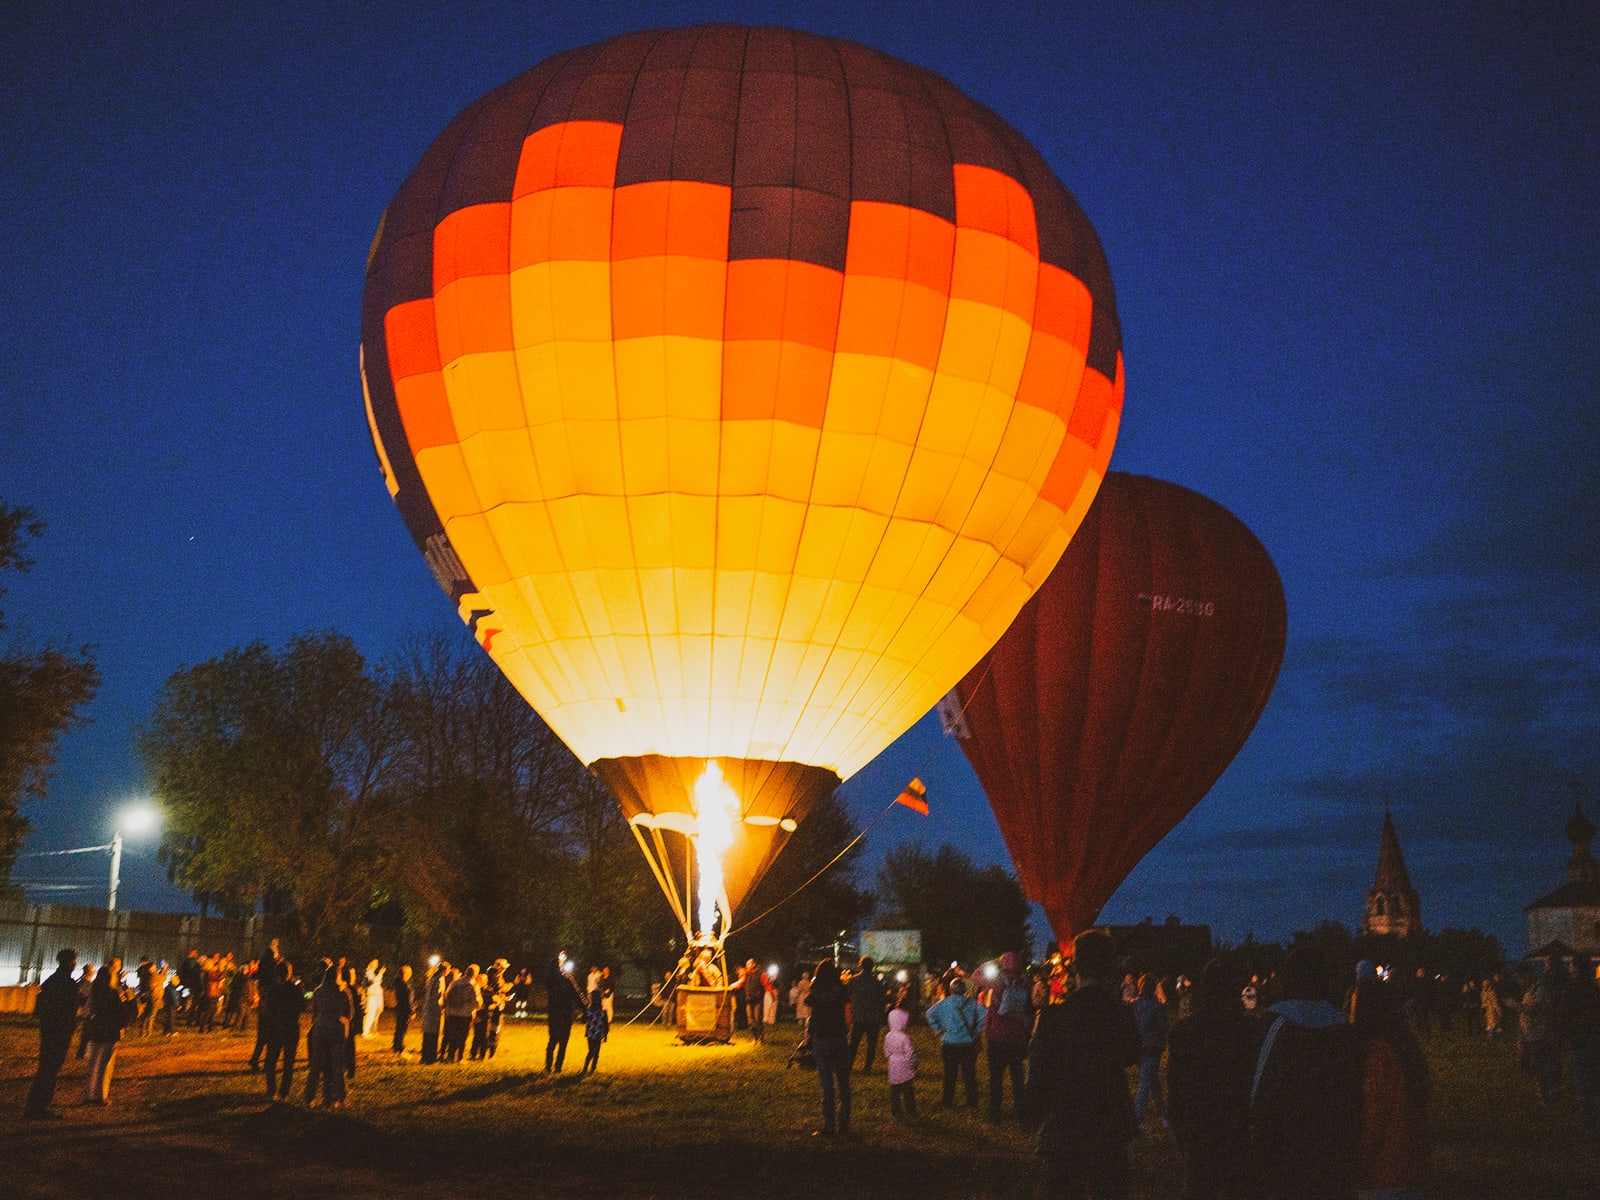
[1566,783,1598,885]
[1362,804,1421,937]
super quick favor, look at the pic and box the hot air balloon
[360,25,1123,942]
[948,473,1286,948]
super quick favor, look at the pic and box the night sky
[5,1,1596,955]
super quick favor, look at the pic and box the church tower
[1362,808,1421,938]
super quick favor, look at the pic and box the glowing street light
[107,804,160,913]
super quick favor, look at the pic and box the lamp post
[107,805,159,913]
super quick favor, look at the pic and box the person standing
[303,961,351,1109]
[73,962,96,1059]
[1247,946,1363,1200]
[985,950,1033,1123]
[925,977,985,1108]
[1351,978,1431,1200]
[1131,973,1171,1133]
[808,958,852,1137]
[791,969,813,1034]
[884,1005,919,1122]
[24,949,80,1119]
[443,964,479,1063]
[391,964,414,1055]
[247,940,283,1071]
[742,959,767,1044]
[261,959,304,1103]
[544,956,584,1073]
[82,958,136,1105]
[362,959,385,1038]
[846,955,887,1071]
[419,960,447,1064]
[582,976,609,1074]
[1169,959,1258,1200]
[1026,930,1140,1200]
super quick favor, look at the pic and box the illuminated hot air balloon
[947,473,1286,948]
[360,25,1123,939]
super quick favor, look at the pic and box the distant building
[1361,809,1421,938]
[1525,798,1600,958]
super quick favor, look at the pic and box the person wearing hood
[884,1005,918,1122]
[1248,946,1362,1200]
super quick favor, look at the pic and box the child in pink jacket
[885,1007,918,1121]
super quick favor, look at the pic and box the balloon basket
[674,985,735,1044]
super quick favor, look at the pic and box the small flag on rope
[935,690,970,739]
[895,777,929,814]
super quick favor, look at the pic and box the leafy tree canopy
[876,842,1032,967]
[0,505,99,887]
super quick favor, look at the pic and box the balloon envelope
[951,473,1287,946]
[361,26,1123,922]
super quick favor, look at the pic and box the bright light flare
[118,804,159,837]
[693,762,740,938]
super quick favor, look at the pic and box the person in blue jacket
[925,977,986,1108]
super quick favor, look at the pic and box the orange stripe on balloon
[434,203,511,292]
[394,371,458,452]
[954,164,1038,257]
[1037,434,1093,512]
[724,260,842,350]
[611,180,730,262]
[384,297,442,380]
[844,202,955,296]
[1030,264,1092,350]
[1066,359,1122,450]
[510,187,613,268]
[513,120,623,197]
[434,274,513,362]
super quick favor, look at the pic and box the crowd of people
[25,933,1600,1200]
[783,938,1454,1200]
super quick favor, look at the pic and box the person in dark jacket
[808,957,853,1136]
[260,959,305,1102]
[303,960,351,1108]
[1026,930,1140,1199]
[247,939,282,1071]
[391,963,414,1055]
[82,958,136,1104]
[24,948,80,1119]
[544,955,585,1073]
[1168,958,1259,1199]
[846,955,887,1071]
[1247,946,1362,1200]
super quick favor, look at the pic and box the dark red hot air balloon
[948,472,1287,947]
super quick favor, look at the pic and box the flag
[895,777,929,814]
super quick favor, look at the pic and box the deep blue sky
[4,1,1596,954]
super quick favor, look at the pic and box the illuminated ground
[2,1012,1595,1198]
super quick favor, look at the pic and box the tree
[726,793,875,967]
[383,635,582,964]
[876,843,1032,966]
[0,506,99,891]
[139,632,401,947]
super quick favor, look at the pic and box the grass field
[3,1011,1596,1199]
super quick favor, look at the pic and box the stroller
[787,1033,815,1070]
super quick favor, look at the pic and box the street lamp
[107,805,159,913]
